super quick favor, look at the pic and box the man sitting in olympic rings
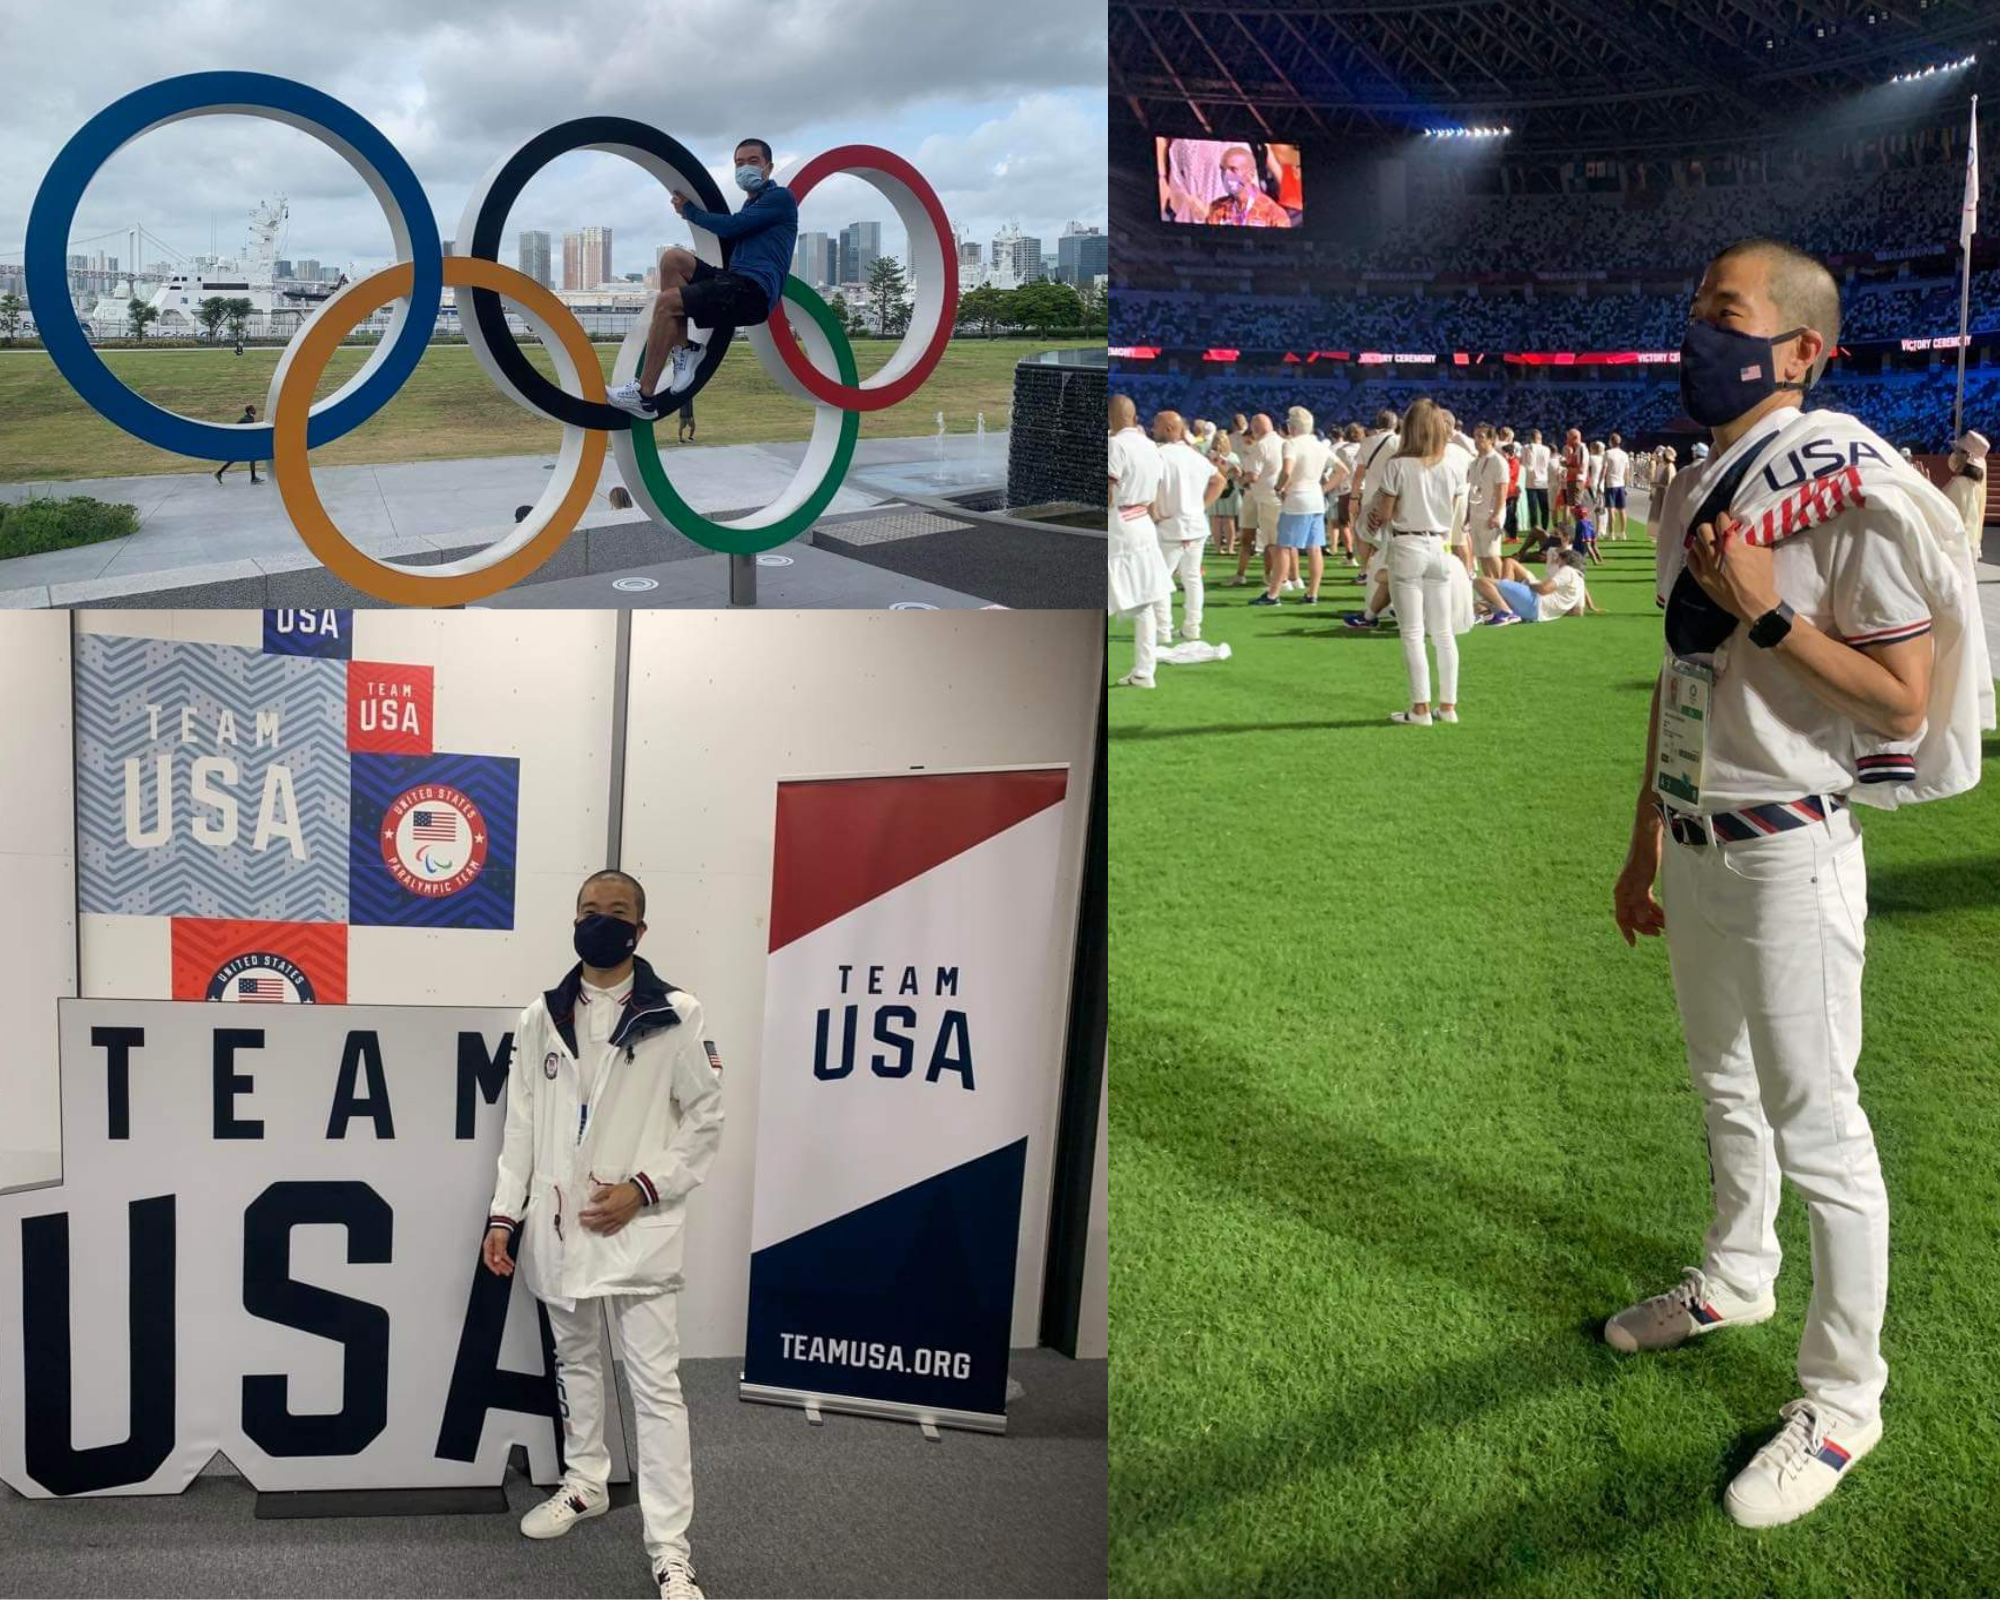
[605,137,798,418]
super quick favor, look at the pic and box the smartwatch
[1749,600,1796,650]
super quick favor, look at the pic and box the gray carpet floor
[0,1350,1106,1599]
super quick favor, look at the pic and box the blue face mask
[735,164,765,193]
[1678,317,1810,428]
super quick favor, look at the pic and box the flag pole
[1954,92,1977,441]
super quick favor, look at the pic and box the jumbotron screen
[1156,137,1302,228]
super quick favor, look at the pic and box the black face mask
[1679,318,1811,428]
[573,913,639,968]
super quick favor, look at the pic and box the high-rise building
[794,230,833,288]
[562,227,613,290]
[443,239,456,257]
[988,225,1043,287]
[837,221,882,287]
[275,259,294,279]
[957,237,982,272]
[296,258,323,283]
[518,230,552,289]
[1056,223,1107,287]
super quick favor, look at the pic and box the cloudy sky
[0,0,1106,284]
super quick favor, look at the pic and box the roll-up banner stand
[740,766,1072,1434]
[0,999,631,1499]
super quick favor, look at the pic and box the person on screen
[482,870,725,1600]
[1207,147,1293,228]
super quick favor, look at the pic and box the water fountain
[1001,346,1106,525]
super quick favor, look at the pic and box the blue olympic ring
[24,72,443,462]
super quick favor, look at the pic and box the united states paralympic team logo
[380,784,489,898]
[26,72,959,607]
[206,952,317,1004]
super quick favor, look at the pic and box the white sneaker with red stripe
[1603,1266,1775,1352]
[1725,1398,1882,1527]
[520,1482,608,1539]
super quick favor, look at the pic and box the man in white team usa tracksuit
[482,870,725,1600]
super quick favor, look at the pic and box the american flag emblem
[237,976,287,1001]
[411,809,458,840]
[703,1039,723,1072]
[1739,364,1760,381]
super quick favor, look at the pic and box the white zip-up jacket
[487,956,724,1306]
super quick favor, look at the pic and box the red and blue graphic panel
[347,752,519,929]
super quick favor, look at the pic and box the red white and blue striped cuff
[1840,618,1932,648]
[1856,752,1918,784]
[632,1172,660,1207]
[487,1213,520,1232]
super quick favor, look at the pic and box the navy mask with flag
[1678,318,1811,428]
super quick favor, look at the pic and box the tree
[0,292,23,345]
[828,290,857,334]
[1007,281,1085,335]
[196,297,230,343]
[1077,278,1107,330]
[864,255,907,338]
[225,297,254,346]
[955,284,1007,338]
[125,296,159,343]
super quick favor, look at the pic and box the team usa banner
[740,768,1071,1431]
[72,613,518,1003]
[0,1000,631,1496]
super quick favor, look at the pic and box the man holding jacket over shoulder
[482,869,725,1600]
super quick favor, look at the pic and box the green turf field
[1108,527,2000,1597]
[0,336,1087,483]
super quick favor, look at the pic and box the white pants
[1662,805,1888,1429]
[1116,606,1159,683]
[545,1290,694,1570]
[1387,534,1459,706]
[1151,537,1207,640]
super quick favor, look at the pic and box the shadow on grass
[1867,854,2000,919]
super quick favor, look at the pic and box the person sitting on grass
[1571,503,1605,565]
[604,138,797,419]
[1474,545,1600,625]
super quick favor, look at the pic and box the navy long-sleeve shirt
[682,182,797,318]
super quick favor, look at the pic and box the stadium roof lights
[1423,126,1512,139]
[1889,54,1976,83]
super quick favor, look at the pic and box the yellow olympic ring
[269,256,607,607]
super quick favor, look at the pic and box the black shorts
[680,258,772,327]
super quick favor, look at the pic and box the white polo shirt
[1524,441,1552,488]
[1466,451,1509,523]
[1653,410,1934,811]
[1245,431,1284,499]
[576,969,634,1104]
[1604,446,1630,488]
[1355,430,1401,526]
[1154,439,1217,541]
[1379,452,1469,536]
[1108,425,1162,507]
[1536,565,1587,620]
[1280,433,1334,515]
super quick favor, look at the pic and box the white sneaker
[1114,673,1155,689]
[1157,631,1174,647]
[1389,710,1433,727]
[665,342,703,395]
[1435,709,1459,723]
[1603,1266,1775,1353]
[1180,625,1202,642]
[656,1559,705,1599]
[520,1483,609,1539]
[1725,1399,1881,1528]
[603,381,659,419]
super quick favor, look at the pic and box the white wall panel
[0,614,76,1192]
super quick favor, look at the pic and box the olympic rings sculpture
[26,72,959,605]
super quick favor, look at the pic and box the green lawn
[1108,528,2000,1597]
[0,336,1088,483]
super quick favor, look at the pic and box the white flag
[1963,96,1979,249]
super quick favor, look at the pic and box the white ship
[82,199,343,337]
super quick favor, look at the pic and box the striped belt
[1117,504,1151,521]
[1657,793,1847,848]
[1391,528,1446,538]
